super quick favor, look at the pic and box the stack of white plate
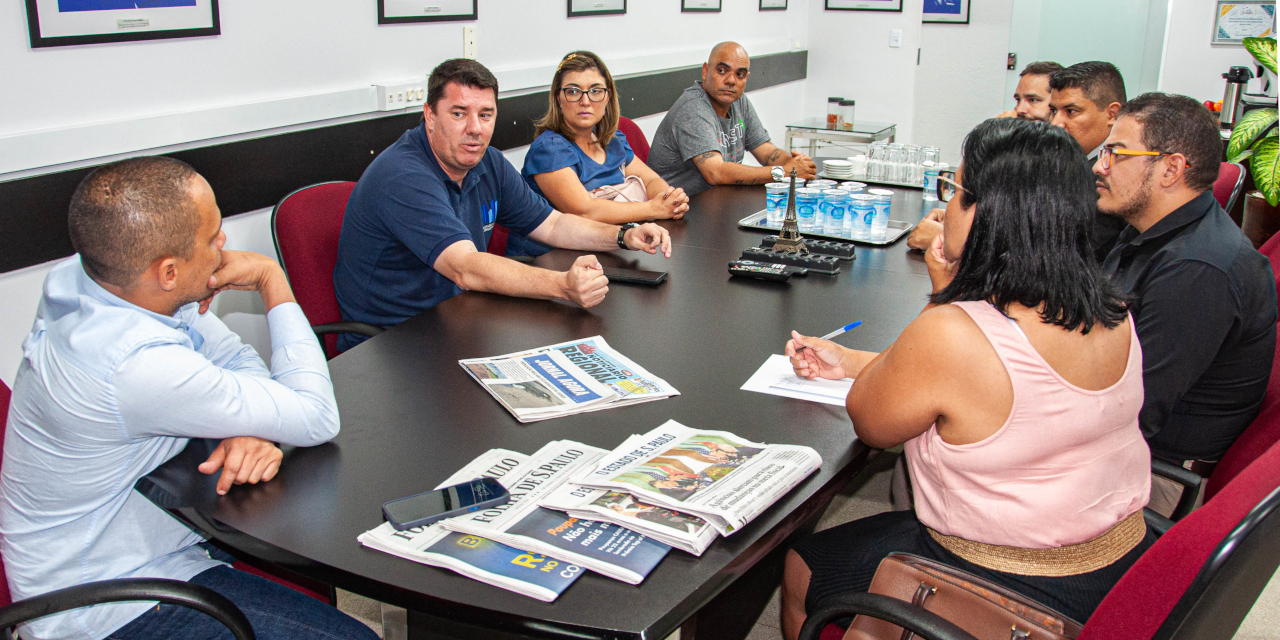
[822,159,855,179]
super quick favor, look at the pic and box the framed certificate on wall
[825,0,902,12]
[760,0,788,9]
[923,0,969,24]
[378,0,477,24]
[25,0,219,48]
[682,0,721,12]
[569,0,626,17]
[1213,1,1275,44]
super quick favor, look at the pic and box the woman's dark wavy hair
[930,118,1128,333]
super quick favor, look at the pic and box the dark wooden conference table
[139,184,937,640]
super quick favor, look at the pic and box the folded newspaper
[358,450,586,602]
[572,421,823,537]
[439,440,671,585]
[539,480,719,556]
[459,336,679,422]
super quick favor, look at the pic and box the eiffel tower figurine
[770,166,808,254]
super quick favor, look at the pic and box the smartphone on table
[602,267,668,285]
[382,477,510,531]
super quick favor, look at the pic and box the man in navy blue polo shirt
[335,59,671,350]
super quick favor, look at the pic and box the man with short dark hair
[1096,92,1277,513]
[1,157,377,640]
[1049,61,1127,161]
[335,59,671,349]
[647,42,817,197]
[998,61,1064,122]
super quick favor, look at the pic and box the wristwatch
[617,222,639,250]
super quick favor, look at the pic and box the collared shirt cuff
[266,302,317,350]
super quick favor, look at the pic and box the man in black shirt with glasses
[1095,92,1276,514]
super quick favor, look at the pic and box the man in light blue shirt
[0,157,377,640]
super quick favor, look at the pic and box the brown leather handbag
[842,553,1083,640]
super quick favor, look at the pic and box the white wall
[912,0,1016,165]
[1158,0,1269,103]
[805,1,924,148]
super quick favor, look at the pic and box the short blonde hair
[534,51,621,148]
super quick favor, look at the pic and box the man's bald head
[709,41,748,64]
[702,42,751,113]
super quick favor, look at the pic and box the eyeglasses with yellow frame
[1098,147,1189,171]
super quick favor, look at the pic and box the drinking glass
[821,189,849,237]
[765,182,789,226]
[795,188,821,233]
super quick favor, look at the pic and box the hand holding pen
[786,321,861,381]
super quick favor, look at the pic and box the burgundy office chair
[618,116,651,164]
[805,436,1280,640]
[270,181,383,358]
[1214,162,1247,215]
[0,380,256,639]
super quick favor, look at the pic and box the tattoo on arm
[763,149,786,165]
[691,151,719,166]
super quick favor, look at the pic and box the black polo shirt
[1102,191,1277,461]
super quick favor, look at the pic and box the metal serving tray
[738,210,914,246]
[817,171,923,190]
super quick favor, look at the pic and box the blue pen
[796,320,862,352]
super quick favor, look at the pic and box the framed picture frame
[760,0,788,9]
[378,0,477,24]
[923,0,969,24]
[825,0,902,12]
[682,0,721,13]
[568,0,626,17]
[25,0,219,49]
[1212,1,1275,44]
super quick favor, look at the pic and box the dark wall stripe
[0,50,805,274]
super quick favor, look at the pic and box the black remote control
[728,260,808,282]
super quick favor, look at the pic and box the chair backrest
[270,181,357,358]
[618,116,651,164]
[1,379,12,607]
[1205,232,1280,500]
[1079,439,1280,640]
[1214,162,1246,215]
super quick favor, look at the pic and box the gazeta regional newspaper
[358,450,585,602]
[439,441,670,585]
[572,421,822,537]
[459,336,678,422]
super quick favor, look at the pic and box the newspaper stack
[358,450,586,602]
[439,441,670,584]
[539,481,720,556]
[565,421,823,538]
[459,336,679,423]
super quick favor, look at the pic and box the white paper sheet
[740,355,853,406]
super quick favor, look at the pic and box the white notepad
[741,354,854,406]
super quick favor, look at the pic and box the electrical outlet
[375,81,427,112]
[463,25,477,59]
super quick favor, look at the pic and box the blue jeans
[105,546,378,640]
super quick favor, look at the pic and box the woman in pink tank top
[779,119,1154,640]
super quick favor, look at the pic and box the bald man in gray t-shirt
[648,42,816,197]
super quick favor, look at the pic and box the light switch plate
[890,29,902,47]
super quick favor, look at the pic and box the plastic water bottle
[795,188,820,233]
[867,188,893,240]
[850,194,876,240]
[822,189,848,237]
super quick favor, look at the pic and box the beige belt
[926,511,1147,577]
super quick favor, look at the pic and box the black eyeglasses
[559,87,609,103]
[937,171,971,203]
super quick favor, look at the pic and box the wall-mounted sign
[825,0,903,12]
[569,0,626,17]
[378,0,477,24]
[1213,1,1275,44]
[760,0,788,10]
[923,0,969,24]
[682,0,721,12]
[25,0,219,48]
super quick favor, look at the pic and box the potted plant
[1229,37,1278,247]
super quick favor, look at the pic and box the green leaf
[1230,148,1256,164]
[1245,37,1278,76]
[1228,108,1278,159]
[1253,134,1280,207]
